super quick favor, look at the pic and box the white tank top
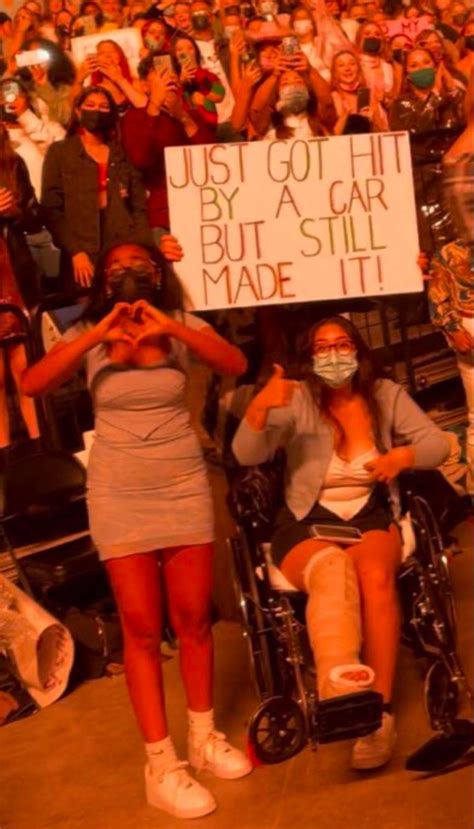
[318,447,380,521]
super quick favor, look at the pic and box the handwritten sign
[165,132,423,311]
[71,27,142,75]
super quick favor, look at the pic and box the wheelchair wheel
[230,534,276,699]
[248,696,307,764]
[424,659,459,731]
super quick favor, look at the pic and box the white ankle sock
[145,735,177,772]
[188,709,215,744]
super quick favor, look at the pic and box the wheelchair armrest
[226,453,285,540]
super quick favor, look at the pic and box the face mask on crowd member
[276,71,310,114]
[106,267,162,304]
[77,89,116,134]
[191,2,212,32]
[390,34,412,63]
[359,23,385,55]
[143,20,168,52]
[406,47,436,89]
[312,337,358,389]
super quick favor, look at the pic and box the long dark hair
[81,242,185,322]
[170,32,202,75]
[297,315,385,452]
[66,85,118,137]
[0,122,19,197]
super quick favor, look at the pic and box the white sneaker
[145,760,216,819]
[188,731,253,779]
[351,713,397,771]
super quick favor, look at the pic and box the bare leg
[8,343,40,439]
[162,543,214,712]
[346,525,402,703]
[0,350,9,448]
[106,552,167,742]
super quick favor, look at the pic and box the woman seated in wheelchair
[232,315,450,771]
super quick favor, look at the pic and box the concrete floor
[1,522,472,829]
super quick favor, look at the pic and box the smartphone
[241,44,257,63]
[16,48,50,68]
[356,86,370,111]
[176,51,197,69]
[281,35,300,56]
[309,524,363,544]
[1,80,21,113]
[153,54,173,71]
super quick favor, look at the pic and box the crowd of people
[1,0,473,821]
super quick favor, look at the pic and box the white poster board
[71,27,142,75]
[165,132,423,311]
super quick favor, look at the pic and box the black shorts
[271,485,393,566]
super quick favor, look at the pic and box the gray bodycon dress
[63,312,214,560]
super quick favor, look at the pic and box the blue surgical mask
[312,351,358,388]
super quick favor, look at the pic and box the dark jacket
[121,108,214,230]
[1,155,43,309]
[41,134,153,264]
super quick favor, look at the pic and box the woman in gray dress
[22,241,252,820]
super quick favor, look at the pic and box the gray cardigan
[232,379,450,521]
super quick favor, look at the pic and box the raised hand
[72,252,95,287]
[158,234,184,262]
[241,60,263,88]
[259,363,299,409]
[179,60,197,84]
[91,303,135,346]
[132,301,177,344]
[149,67,178,111]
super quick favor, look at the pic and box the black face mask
[107,269,161,304]
[80,109,115,133]
[362,36,382,54]
[392,47,404,63]
[192,12,211,30]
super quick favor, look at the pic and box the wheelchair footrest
[314,690,383,744]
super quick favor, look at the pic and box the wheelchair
[227,460,473,770]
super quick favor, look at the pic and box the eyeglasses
[313,339,356,358]
[105,259,156,279]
